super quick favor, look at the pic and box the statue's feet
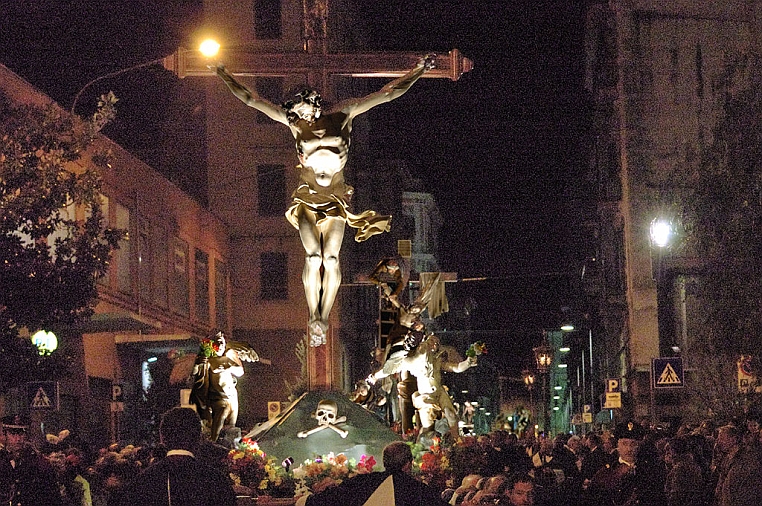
[308,320,328,347]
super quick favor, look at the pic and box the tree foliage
[0,91,124,388]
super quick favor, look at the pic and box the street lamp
[522,369,535,434]
[70,41,220,116]
[533,336,554,434]
[649,216,678,425]
[649,216,679,351]
[533,341,554,374]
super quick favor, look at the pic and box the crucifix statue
[164,0,471,390]
[212,55,435,347]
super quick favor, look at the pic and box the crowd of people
[3,408,762,506]
[0,409,235,506]
[439,414,762,506]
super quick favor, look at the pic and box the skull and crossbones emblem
[297,399,348,438]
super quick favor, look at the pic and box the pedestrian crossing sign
[26,381,60,410]
[651,357,684,389]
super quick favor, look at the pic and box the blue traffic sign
[652,357,684,389]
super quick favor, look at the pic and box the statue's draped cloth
[285,165,391,242]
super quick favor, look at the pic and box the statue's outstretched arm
[337,54,436,118]
[445,357,477,374]
[213,65,290,125]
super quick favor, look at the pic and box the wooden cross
[163,6,472,391]
[164,48,473,88]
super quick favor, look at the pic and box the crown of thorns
[282,89,322,111]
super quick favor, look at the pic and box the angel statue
[369,333,477,443]
[187,330,261,442]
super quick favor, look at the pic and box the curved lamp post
[71,40,221,116]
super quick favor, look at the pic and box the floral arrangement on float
[407,437,453,491]
[226,438,295,498]
[406,433,494,491]
[291,452,377,498]
[85,443,146,504]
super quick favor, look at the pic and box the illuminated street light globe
[31,330,58,355]
[199,39,221,58]
[650,218,674,248]
[522,369,535,388]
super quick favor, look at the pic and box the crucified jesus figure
[213,54,435,346]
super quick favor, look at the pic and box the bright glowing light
[553,395,560,400]
[650,219,673,248]
[553,406,560,411]
[561,323,575,331]
[554,385,563,390]
[559,346,571,352]
[147,356,158,363]
[199,39,221,58]
[31,330,58,355]
[558,363,568,368]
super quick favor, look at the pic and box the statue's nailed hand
[208,64,231,81]
[421,53,437,71]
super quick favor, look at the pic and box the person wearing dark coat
[0,415,63,506]
[581,433,610,485]
[301,441,449,506]
[586,422,666,506]
[116,407,236,506]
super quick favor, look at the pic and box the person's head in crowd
[566,435,582,454]
[715,424,741,454]
[441,488,456,503]
[2,415,29,455]
[502,472,534,506]
[614,421,646,464]
[601,430,617,454]
[694,419,715,438]
[159,407,202,453]
[382,441,413,473]
[538,434,554,455]
[554,433,570,448]
[461,474,483,489]
[585,432,602,450]
[745,413,762,441]
[452,474,482,505]
[491,430,511,448]
[664,436,689,467]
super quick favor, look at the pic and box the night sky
[1,0,594,374]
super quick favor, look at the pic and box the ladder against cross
[163,45,472,390]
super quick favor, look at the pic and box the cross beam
[163,48,473,82]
